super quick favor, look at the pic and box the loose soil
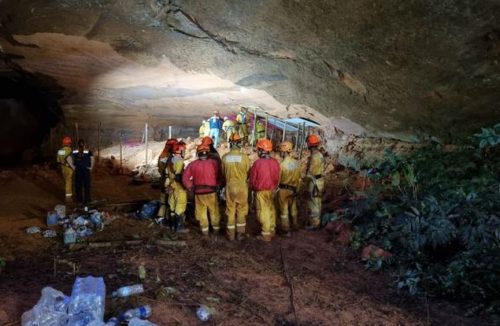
[0,159,489,325]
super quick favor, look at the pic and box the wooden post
[145,123,149,165]
[264,114,268,139]
[295,123,300,151]
[97,122,101,161]
[119,134,123,175]
[270,119,275,144]
[169,125,172,139]
[282,120,287,142]
[252,108,257,147]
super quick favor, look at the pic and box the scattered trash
[67,276,106,325]
[26,226,41,234]
[112,284,144,298]
[64,228,77,245]
[105,317,120,326]
[47,211,59,226]
[138,263,146,281]
[135,200,160,219]
[120,305,152,321]
[196,305,211,322]
[163,286,176,295]
[42,230,58,238]
[21,287,70,326]
[76,225,93,238]
[129,317,157,326]
[206,296,220,303]
[54,204,66,218]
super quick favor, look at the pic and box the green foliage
[345,124,500,314]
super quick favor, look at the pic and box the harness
[279,184,297,192]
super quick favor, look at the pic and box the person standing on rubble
[57,136,74,203]
[183,144,223,237]
[164,142,188,232]
[199,120,207,138]
[249,139,280,242]
[208,110,223,148]
[221,133,250,241]
[222,116,237,145]
[67,139,94,206]
[236,106,249,144]
[277,141,301,236]
[156,138,177,224]
[304,134,325,230]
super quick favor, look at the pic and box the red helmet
[306,134,321,147]
[173,142,186,154]
[62,136,72,146]
[166,138,178,146]
[257,139,273,152]
[201,136,213,146]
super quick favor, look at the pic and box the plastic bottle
[196,305,211,322]
[64,227,77,245]
[67,276,106,325]
[21,287,69,326]
[128,317,157,326]
[112,284,144,298]
[120,305,152,321]
[138,263,146,281]
[105,317,120,325]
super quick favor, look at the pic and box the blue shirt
[209,116,222,129]
[72,150,93,171]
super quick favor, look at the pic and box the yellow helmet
[279,141,293,153]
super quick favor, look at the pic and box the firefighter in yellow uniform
[305,134,325,229]
[156,138,177,224]
[278,141,301,236]
[165,142,188,232]
[199,120,207,138]
[222,117,237,143]
[255,119,266,140]
[236,107,248,142]
[57,136,74,202]
[221,133,250,241]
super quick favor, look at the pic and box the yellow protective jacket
[279,156,301,190]
[307,150,324,178]
[165,156,185,188]
[222,149,250,184]
[57,146,72,167]
[222,120,236,133]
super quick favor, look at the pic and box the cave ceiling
[1,0,499,139]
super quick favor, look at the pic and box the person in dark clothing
[68,139,94,206]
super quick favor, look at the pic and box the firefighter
[236,106,248,142]
[57,136,74,202]
[278,141,301,236]
[255,119,266,140]
[182,144,223,236]
[305,134,325,229]
[249,139,280,242]
[201,136,221,163]
[222,116,237,144]
[199,120,207,138]
[156,138,177,224]
[221,133,250,241]
[165,142,188,232]
[68,139,94,206]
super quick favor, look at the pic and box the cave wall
[0,0,499,146]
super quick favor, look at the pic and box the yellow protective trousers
[225,182,249,239]
[307,177,325,227]
[61,166,74,200]
[195,192,220,234]
[255,190,276,237]
[168,182,187,216]
[278,189,298,231]
[158,192,169,218]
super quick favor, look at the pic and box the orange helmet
[197,144,210,154]
[257,139,273,152]
[62,136,72,146]
[201,136,213,146]
[173,142,186,154]
[279,141,293,153]
[229,133,242,143]
[306,134,321,147]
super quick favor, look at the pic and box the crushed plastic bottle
[196,305,211,322]
[47,211,59,226]
[120,305,152,321]
[105,317,120,325]
[26,226,41,234]
[112,284,144,298]
[128,317,157,326]
[54,204,66,218]
[138,263,146,281]
[76,225,93,238]
[43,229,58,238]
[21,287,69,326]
[64,227,77,245]
[67,276,106,326]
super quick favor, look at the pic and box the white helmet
[223,116,228,121]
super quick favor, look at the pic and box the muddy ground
[0,161,490,325]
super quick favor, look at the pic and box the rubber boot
[168,212,177,232]
[236,232,246,241]
[256,234,272,242]
[176,214,189,234]
[226,228,235,241]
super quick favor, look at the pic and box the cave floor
[0,165,486,325]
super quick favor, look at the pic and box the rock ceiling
[1,0,499,139]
